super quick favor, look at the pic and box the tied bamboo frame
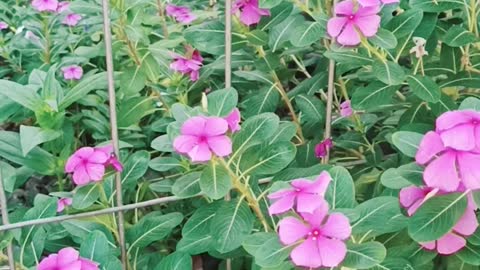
[0,0,336,268]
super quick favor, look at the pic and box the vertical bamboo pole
[225,0,232,269]
[100,0,127,267]
[0,172,14,270]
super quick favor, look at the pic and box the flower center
[472,120,478,125]
[307,229,320,241]
[198,135,208,143]
[348,15,355,20]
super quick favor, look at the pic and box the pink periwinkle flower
[37,247,99,270]
[32,0,59,12]
[434,110,480,152]
[62,13,82,26]
[416,130,480,192]
[173,116,233,162]
[62,65,83,80]
[340,100,353,117]
[224,108,241,133]
[278,203,351,268]
[268,172,331,215]
[96,145,124,172]
[327,0,381,46]
[56,1,70,12]
[170,50,203,81]
[399,186,440,216]
[57,197,73,212]
[420,208,478,255]
[0,22,8,30]
[315,138,333,158]
[357,0,399,7]
[65,145,122,186]
[233,0,270,26]
[165,4,196,24]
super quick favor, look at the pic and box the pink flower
[0,22,8,30]
[224,108,241,133]
[170,50,203,81]
[340,100,353,117]
[420,208,478,255]
[173,116,232,162]
[37,247,99,270]
[233,0,270,26]
[96,145,123,172]
[268,172,331,215]
[357,0,399,7]
[399,186,439,216]
[165,4,196,24]
[65,147,110,186]
[62,65,83,80]
[278,203,351,268]
[434,110,480,152]
[416,130,480,191]
[56,1,70,12]
[62,13,82,26]
[327,0,381,46]
[315,138,333,158]
[57,197,73,212]
[32,0,59,12]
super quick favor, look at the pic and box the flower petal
[65,155,82,173]
[453,208,478,236]
[301,202,329,228]
[399,186,426,209]
[204,117,229,136]
[354,15,380,37]
[240,4,262,25]
[317,236,348,267]
[181,117,207,136]
[297,194,327,214]
[173,135,199,154]
[321,213,351,240]
[207,136,232,157]
[327,17,348,38]
[307,172,332,195]
[268,194,296,215]
[88,150,109,164]
[415,131,445,165]
[72,165,91,186]
[357,0,380,7]
[337,23,361,46]
[457,152,480,190]
[440,124,476,151]
[435,110,478,131]
[57,247,80,266]
[86,163,105,181]
[334,0,354,15]
[187,143,212,162]
[37,254,59,270]
[278,217,310,245]
[423,151,460,192]
[290,238,322,268]
[436,233,466,255]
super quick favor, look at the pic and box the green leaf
[72,183,101,210]
[407,75,441,103]
[391,131,424,157]
[324,51,373,66]
[380,168,412,189]
[269,122,297,144]
[371,258,414,270]
[372,61,405,85]
[149,157,182,172]
[80,231,112,265]
[440,72,480,88]
[59,72,114,110]
[232,113,279,153]
[410,0,464,12]
[210,199,254,253]
[259,0,283,8]
[396,162,424,186]
[42,65,62,111]
[61,220,116,248]
[456,242,480,265]
[119,67,146,96]
[351,82,399,111]
[259,2,293,31]
[246,30,269,46]
[239,141,296,175]
[290,21,325,47]
[117,96,155,128]
[296,94,325,126]
[385,9,423,38]
[241,86,280,118]
[409,192,468,242]
[351,196,407,235]
[0,161,16,193]
[243,232,291,268]
[169,172,202,198]
[343,242,387,269]
[370,29,398,49]
[200,162,232,200]
[151,135,174,152]
[156,252,192,270]
[442,26,477,47]
[459,97,480,111]
[0,80,43,111]
[126,212,183,252]
[19,125,61,156]
[178,203,219,254]
[326,166,356,209]
[468,226,480,245]
[121,150,150,187]
[269,15,304,52]
[0,131,56,175]
[207,88,238,117]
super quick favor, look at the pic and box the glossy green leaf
[343,242,387,269]
[200,162,232,200]
[391,131,424,157]
[407,75,441,103]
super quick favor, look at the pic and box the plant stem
[218,158,270,232]
[156,0,169,38]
